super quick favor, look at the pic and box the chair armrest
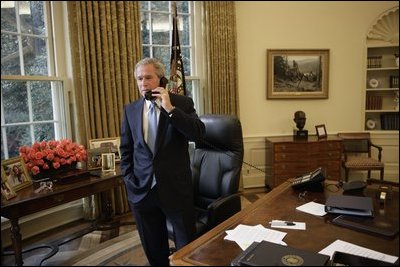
[370,142,383,161]
[206,193,241,228]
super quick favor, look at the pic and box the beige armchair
[337,132,384,183]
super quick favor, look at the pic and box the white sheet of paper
[319,239,398,264]
[296,201,327,216]
[224,224,287,250]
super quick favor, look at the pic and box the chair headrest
[195,114,243,154]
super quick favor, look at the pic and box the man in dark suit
[120,58,205,266]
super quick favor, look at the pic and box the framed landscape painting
[267,49,329,99]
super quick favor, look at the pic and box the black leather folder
[332,251,398,266]
[332,215,399,238]
[325,195,374,217]
[231,241,330,266]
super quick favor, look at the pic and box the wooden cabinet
[266,135,342,188]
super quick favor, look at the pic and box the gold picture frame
[267,49,329,99]
[1,157,32,192]
[101,153,116,172]
[87,147,112,170]
[88,137,121,162]
[1,178,17,200]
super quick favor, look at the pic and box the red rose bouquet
[19,139,87,176]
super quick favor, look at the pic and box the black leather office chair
[168,114,244,245]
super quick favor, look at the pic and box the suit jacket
[120,93,205,210]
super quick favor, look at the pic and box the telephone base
[293,181,324,192]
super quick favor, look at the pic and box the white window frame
[1,1,75,231]
[1,1,70,159]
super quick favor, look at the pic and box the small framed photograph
[87,147,111,170]
[1,179,17,200]
[89,137,121,162]
[1,157,32,192]
[315,124,327,139]
[101,153,116,172]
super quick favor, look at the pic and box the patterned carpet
[2,189,268,266]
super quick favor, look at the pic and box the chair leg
[367,170,371,179]
[380,169,384,181]
[345,169,349,182]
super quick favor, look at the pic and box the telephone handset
[145,77,168,101]
[291,167,325,192]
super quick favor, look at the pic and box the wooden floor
[1,187,270,266]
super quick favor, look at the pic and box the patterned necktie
[147,102,158,153]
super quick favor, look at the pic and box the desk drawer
[274,153,309,162]
[274,143,309,152]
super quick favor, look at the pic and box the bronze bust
[293,111,308,139]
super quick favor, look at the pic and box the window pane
[1,132,4,160]
[153,46,170,74]
[34,123,55,141]
[140,1,149,11]
[2,80,29,123]
[177,1,189,13]
[141,12,150,44]
[151,13,170,45]
[185,79,193,99]
[23,36,48,75]
[31,81,53,121]
[143,46,150,58]
[151,1,168,11]
[20,1,45,35]
[1,33,21,75]
[182,47,191,76]
[1,2,17,32]
[6,125,31,158]
[180,15,190,46]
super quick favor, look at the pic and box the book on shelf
[366,95,382,110]
[389,75,399,88]
[380,113,399,130]
[367,56,382,68]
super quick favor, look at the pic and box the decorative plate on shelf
[366,118,376,130]
[369,78,379,88]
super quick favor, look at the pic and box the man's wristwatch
[168,107,176,117]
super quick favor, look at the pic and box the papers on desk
[296,201,327,216]
[224,224,287,250]
[319,239,398,264]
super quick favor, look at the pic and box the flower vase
[32,163,78,182]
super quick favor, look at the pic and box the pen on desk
[269,221,296,226]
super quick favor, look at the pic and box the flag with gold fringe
[169,1,187,95]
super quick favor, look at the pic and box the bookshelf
[364,45,399,131]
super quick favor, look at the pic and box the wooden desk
[1,171,124,266]
[266,135,342,188]
[170,180,399,266]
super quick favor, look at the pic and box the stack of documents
[224,224,287,250]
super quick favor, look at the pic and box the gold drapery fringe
[203,1,239,116]
[68,1,142,219]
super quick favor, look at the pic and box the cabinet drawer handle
[52,195,64,202]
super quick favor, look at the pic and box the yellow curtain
[67,1,142,218]
[203,1,239,116]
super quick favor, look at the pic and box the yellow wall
[236,1,398,137]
